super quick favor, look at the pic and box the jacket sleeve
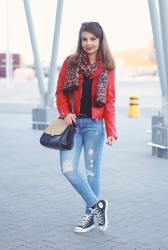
[104,69,118,139]
[55,57,71,118]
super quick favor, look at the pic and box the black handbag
[40,94,75,150]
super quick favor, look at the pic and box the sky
[0,0,153,65]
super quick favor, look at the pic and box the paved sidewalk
[0,110,168,250]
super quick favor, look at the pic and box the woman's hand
[106,136,116,146]
[64,113,76,125]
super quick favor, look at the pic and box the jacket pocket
[97,107,104,118]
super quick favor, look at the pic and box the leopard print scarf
[62,51,108,107]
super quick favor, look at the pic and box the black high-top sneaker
[74,214,95,233]
[91,200,108,231]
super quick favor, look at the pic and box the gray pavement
[0,107,168,250]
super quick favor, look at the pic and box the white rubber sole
[99,200,108,232]
[74,224,95,233]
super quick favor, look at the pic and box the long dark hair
[68,22,116,70]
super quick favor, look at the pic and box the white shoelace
[92,207,104,224]
[79,214,93,227]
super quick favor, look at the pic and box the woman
[55,22,117,233]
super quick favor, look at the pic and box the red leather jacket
[55,57,117,138]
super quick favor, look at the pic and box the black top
[79,76,93,118]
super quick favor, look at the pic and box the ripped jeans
[60,118,105,214]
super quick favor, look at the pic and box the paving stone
[0,112,168,250]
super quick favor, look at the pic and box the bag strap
[70,93,74,113]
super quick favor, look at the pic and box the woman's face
[81,31,100,56]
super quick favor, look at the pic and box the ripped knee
[62,160,73,173]
[88,148,94,155]
[86,169,94,177]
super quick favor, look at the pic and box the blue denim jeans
[60,118,105,214]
